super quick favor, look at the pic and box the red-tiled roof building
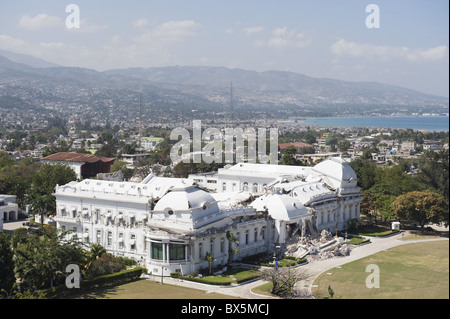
[41,152,115,180]
[278,142,313,152]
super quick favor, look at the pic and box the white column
[166,243,170,263]
[163,243,167,263]
[148,240,152,259]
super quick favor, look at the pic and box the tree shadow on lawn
[67,284,122,299]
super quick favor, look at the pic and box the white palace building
[53,157,362,276]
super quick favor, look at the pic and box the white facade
[189,157,362,234]
[1,195,19,231]
[53,158,362,276]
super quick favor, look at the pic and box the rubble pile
[285,229,352,261]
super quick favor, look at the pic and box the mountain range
[0,49,448,125]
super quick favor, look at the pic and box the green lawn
[312,240,449,299]
[357,225,398,237]
[69,279,238,299]
[251,282,276,297]
[173,268,260,285]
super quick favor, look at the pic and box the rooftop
[279,142,313,149]
[41,152,115,163]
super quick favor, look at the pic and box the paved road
[1,219,30,234]
[151,232,449,299]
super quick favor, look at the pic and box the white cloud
[133,19,149,28]
[65,19,108,33]
[0,34,85,67]
[39,42,66,49]
[134,20,200,44]
[0,34,28,51]
[331,39,449,62]
[154,20,200,38]
[18,14,62,30]
[242,26,264,35]
[255,26,312,49]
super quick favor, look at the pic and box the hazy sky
[0,0,448,97]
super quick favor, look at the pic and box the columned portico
[147,236,191,276]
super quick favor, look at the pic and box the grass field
[70,279,238,299]
[311,240,449,299]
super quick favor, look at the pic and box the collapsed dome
[312,157,357,189]
[251,194,310,221]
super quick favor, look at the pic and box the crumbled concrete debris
[284,229,352,261]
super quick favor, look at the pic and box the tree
[259,266,312,298]
[0,151,15,170]
[95,143,117,157]
[110,161,133,180]
[416,149,449,203]
[205,251,216,275]
[226,230,239,269]
[374,195,397,222]
[327,285,335,299]
[360,190,377,224]
[280,146,303,166]
[84,254,126,279]
[95,131,118,157]
[377,164,427,196]
[350,157,380,190]
[41,139,72,157]
[13,227,85,291]
[0,233,15,297]
[0,162,37,209]
[27,191,52,224]
[84,243,107,272]
[391,190,449,231]
[338,139,351,152]
[28,163,77,216]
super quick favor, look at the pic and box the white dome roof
[312,157,357,189]
[251,194,309,221]
[153,186,219,221]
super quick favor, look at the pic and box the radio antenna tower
[230,82,234,126]
[137,93,143,147]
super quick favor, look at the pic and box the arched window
[243,182,248,192]
[252,183,258,193]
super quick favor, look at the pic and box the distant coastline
[285,115,449,132]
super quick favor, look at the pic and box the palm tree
[205,252,216,275]
[226,230,239,270]
[85,243,107,271]
[27,190,51,225]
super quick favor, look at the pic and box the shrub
[181,275,232,286]
[115,256,137,267]
[81,267,144,290]
[84,253,127,279]
[175,268,260,286]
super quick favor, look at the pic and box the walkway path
[147,232,448,299]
